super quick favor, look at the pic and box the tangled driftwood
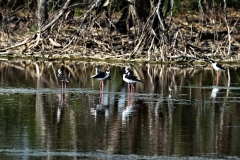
[0,0,239,62]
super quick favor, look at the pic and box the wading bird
[123,68,142,92]
[91,67,110,91]
[210,60,226,86]
[169,82,175,92]
[210,60,226,72]
[58,66,69,89]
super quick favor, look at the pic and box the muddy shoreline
[1,49,238,65]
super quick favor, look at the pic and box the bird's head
[105,70,110,75]
[95,67,100,74]
[58,69,62,74]
[58,69,62,76]
[125,68,129,73]
[209,59,215,63]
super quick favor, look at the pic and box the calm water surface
[0,60,240,159]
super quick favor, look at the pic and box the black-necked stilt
[168,82,176,98]
[123,68,142,92]
[91,67,110,90]
[210,60,226,86]
[210,60,226,71]
[169,82,175,92]
[58,66,69,88]
[125,68,130,74]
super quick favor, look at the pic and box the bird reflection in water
[91,89,109,119]
[211,86,221,99]
[122,89,136,122]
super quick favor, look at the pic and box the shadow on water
[0,59,240,159]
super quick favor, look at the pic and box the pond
[0,59,240,159]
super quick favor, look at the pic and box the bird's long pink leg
[99,81,102,91]
[99,81,103,92]
[102,81,104,91]
[131,84,134,93]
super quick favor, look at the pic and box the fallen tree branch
[65,0,107,48]
[39,0,72,33]
[0,36,33,52]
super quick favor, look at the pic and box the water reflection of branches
[0,60,234,92]
[144,64,205,94]
[2,60,240,155]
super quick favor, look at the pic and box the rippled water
[0,60,240,159]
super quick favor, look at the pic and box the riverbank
[1,7,240,64]
[1,49,239,66]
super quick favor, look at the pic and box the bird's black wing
[126,74,141,82]
[216,63,226,70]
[92,71,105,78]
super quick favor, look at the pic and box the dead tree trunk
[66,0,111,47]
[37,0,48,26]
[35,0,48,48]
[152,0,166,46]
[115,0,134,33]
[130,0,174,60]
